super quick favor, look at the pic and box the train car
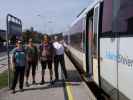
[64,0,133,100]
[64,0,101,85]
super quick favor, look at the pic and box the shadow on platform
[66,70,82,82]
[14,69,82,93]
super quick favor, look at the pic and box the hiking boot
[11,90,16,94]
[32,81,36,85]
[26,82,30,87]
[50,80,54,85]
[20,89,24,92]
[40,80,45,85]
[54,78,59,82]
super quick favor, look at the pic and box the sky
[0,0,93,34]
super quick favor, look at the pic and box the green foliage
[0,36,5,43]
[22,29,43,43]
[0,71,8,89]
[10,35,16,43]
[32,33,43,43]
[22,30,32,43]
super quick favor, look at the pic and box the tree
[22,29,43,43]
[22,30,32,43]
[10,35,16,43]
[0,36,5,45]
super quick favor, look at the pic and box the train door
[86,10,93,79]
[86,4,100,85]
[82,16,87,72]
[92,3,100,85]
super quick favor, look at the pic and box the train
[64,0,133,100]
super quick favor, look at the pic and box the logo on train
[105,51,133,68]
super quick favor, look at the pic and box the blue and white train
[64,0,133,100]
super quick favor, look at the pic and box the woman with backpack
[39,34,54,85]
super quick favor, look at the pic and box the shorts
[41,60,52,70]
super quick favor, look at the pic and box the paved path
[0,55,92,100]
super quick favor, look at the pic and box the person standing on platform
[53,36,68,81]
[25,38,38,87]
[11,40,26,93]
[39,34,54,85]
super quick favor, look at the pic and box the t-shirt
[53,41,64,55]
[12,48,26,67]
[26,45,38,62]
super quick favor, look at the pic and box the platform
[0,55,92,100]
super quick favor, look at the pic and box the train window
[70,32,82,51]
[69,19,83,52]
[102,0,112,33]
[127,17,133,33]
[112,0,133,33]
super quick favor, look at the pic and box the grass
[0,71,8,89]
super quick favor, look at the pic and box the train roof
[70,0,103,27]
